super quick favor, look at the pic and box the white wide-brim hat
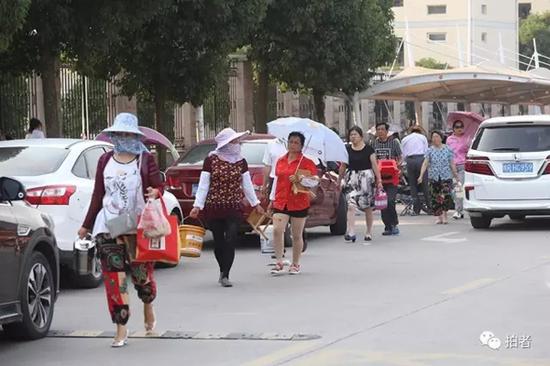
[215,127,249,150]
[102,113,144,136]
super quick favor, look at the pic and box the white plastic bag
[138,198,172,239]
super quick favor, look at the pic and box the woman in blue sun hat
[78,113,163,347]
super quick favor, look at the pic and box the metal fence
[60,68,109,139]
[1,62,240,145]
[0,74,37,139]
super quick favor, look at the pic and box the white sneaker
[452,211,464,219]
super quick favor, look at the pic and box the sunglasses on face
[454,125,464,129]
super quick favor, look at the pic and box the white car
[0,139,183,287]
[464,115,550,229]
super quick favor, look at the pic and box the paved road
[2,210,550,366]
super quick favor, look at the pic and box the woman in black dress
[338,126,383,242]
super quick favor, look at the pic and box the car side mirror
[0,177,26,201]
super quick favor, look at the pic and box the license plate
[192,183,198,196]
[502,162,533,173]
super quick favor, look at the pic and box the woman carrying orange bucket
[190,128,264,287]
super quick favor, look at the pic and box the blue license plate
[502,162,533,173]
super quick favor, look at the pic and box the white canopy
[361,63,550,105]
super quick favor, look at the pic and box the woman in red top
[268,132,319,275]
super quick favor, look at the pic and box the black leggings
[208,217,240,279]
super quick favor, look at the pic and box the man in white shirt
[262,138,287,197]
[260,138,287,255]
[401,125,429,215]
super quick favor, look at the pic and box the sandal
[270,262,285,276]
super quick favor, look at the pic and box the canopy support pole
[414,101,425,130]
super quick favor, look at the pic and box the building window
[481,32,487,42]
[481,4,487,14]
[518,3,532,19]
[427,32,447,42]
[427,5,447,14]
[393,0,404,6]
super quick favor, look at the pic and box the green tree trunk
[255,66,269,133]
[39,51,62,137]
[313,89,326,124]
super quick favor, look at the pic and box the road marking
[242,340,324,366]
[442,278,499,296]
[47,330,320,341]
[422,232,467,244]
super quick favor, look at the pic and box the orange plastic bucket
[179,217,205,258]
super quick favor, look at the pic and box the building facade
[520,0,550,18]
[392,0,518,68]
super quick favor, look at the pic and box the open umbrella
[446,111,484,141]
[96,126,180,161]
[267,117,348,164]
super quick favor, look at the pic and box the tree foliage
[0,0,165,137]
[251,0,395,122]
[519,11,550,67]
[95,1,266,106]
[415,57,450,70]
[0,0,31,52]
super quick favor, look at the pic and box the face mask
[222,143,241,155]
[111,135,146,155]
[212,142,242,163]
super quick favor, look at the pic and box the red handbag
[135,197,180,264]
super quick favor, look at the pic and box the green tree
[87,1,266,167]
[415,57,450,70]
[0,0,165,137]
[519,11,550,69]
[0,0,31,51]
[251,0,395,124]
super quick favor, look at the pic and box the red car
[165,134,347,238]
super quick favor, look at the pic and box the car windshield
[178,142,268,166]
[0,146,69,176]
[471,125,550,153]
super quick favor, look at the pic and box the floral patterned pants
[96,234,156,325]
[429,179,454,216]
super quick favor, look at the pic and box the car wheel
[509,214,526,221]
[470,216,492,229]
[3,252,55,340]
[330,193,347,235]
[73,255,102,288]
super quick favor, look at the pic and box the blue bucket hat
[102,113,144,136]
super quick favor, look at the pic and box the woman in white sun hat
[78,112,162,347]
[190,127,264,287]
